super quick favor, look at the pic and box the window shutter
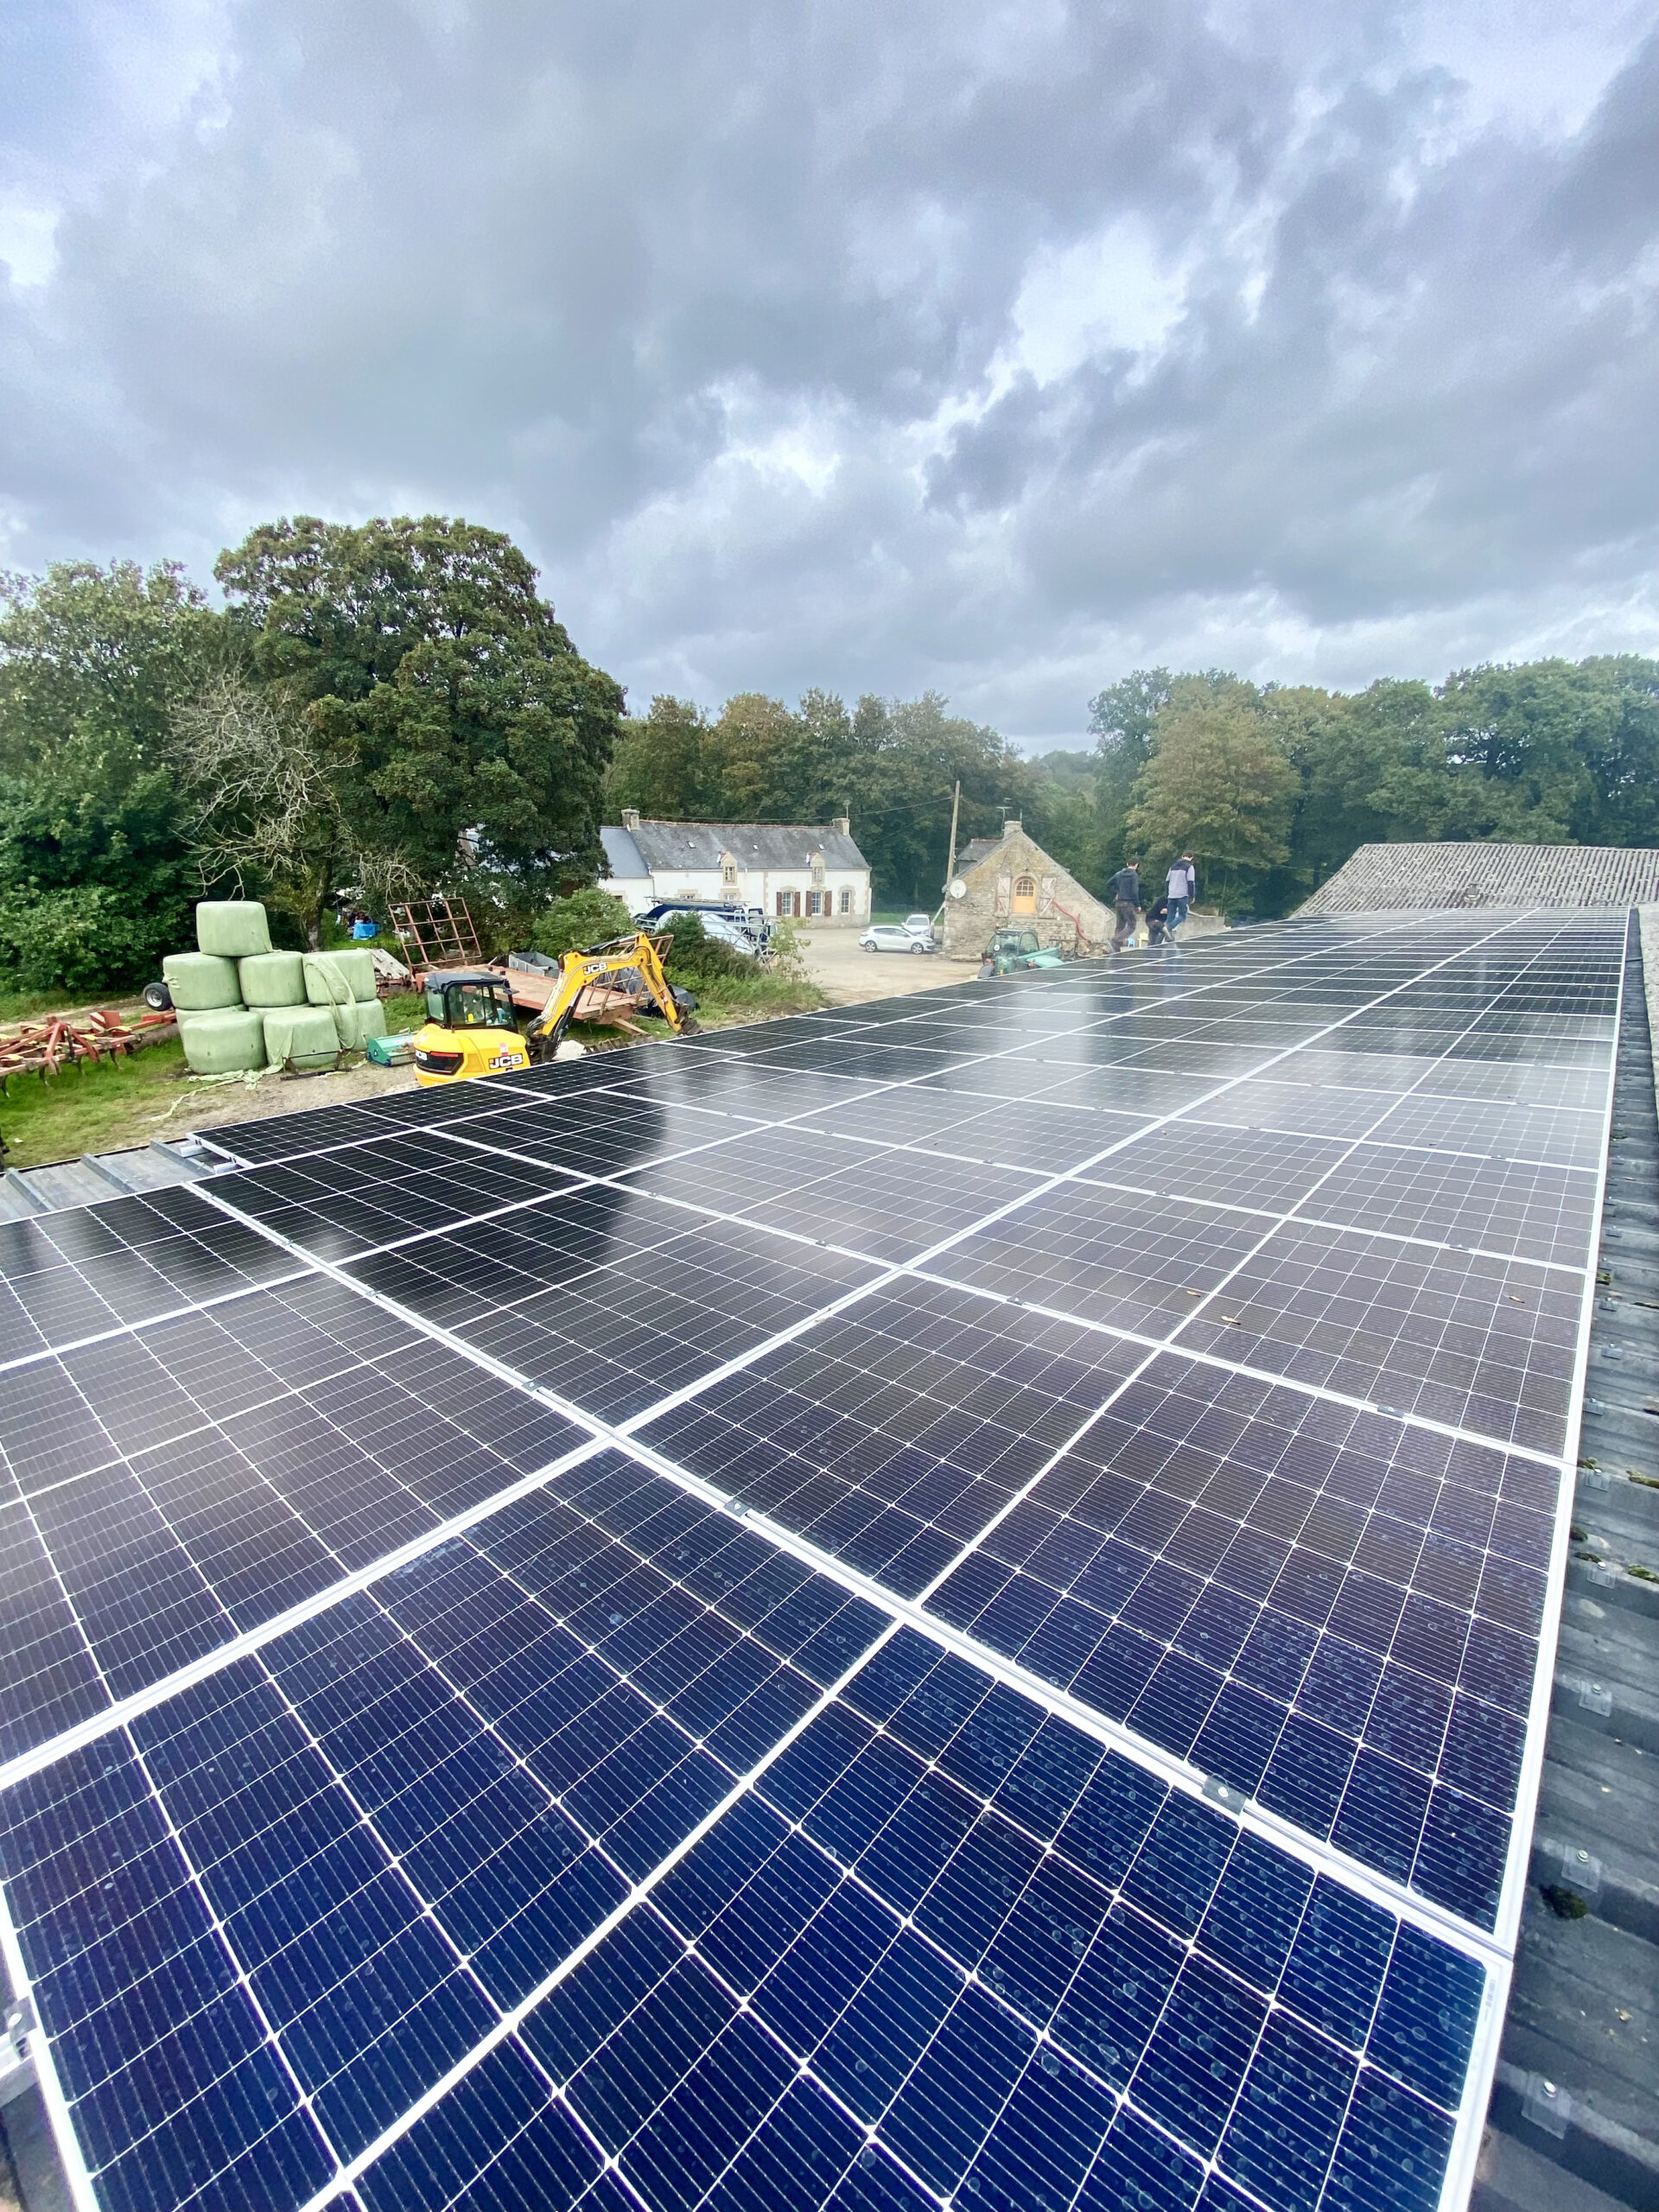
[994,874,1012,915]
[1039,875,1057,912]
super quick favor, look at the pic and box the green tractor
[982,926,1068,976]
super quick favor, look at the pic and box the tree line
[617,656,1659,919]
[0,519,621,992]
[1086,661,1659,913]
[3,512,1655,998]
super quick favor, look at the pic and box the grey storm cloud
[2,0,1657,740]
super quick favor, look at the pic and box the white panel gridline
[0,908,1629,2212]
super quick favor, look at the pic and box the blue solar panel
[0,909,1631,2212]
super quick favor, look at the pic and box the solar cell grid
[896,1101,1157,1175]
[0,1279,587,1758]
[435,1090,747,1179]
[198,1099,390,1163]
[927,1182,1271,1338]
[603,1065,887,1134]
[1077,1124,1357,1214]
[923,1351,1551,1923]
[1409,1058,1610,1109]
[0,906,1630,2212]
[752,1040,976,1082]
[914,1063,1197,1110]
[1296,1147,1598,1266]
[1360,1094,1606,1170]
[364,1626,1487,2212]
[1174,1224,1582,1453]
[0,1183,274,1277]
[353,1215,883,1424]
[619,1133,1047,1263]
[638,1282,1146,1597]
[0,1471,887,2212]
[1188,1081,1408,1143]
[677,1019,866,1058]
[204,1134,582,1262]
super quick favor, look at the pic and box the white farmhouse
[601,811,873,925]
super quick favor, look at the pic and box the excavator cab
[411,971,532,1083]
[410,935,698,1086]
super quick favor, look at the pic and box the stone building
[600,811,873,924]
[940,819,1113,957]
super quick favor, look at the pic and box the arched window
[1012,874,1038,913]
[810,852,826,888]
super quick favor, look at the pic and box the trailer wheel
[143,980,173,1013]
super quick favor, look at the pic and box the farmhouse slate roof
[954,836,1005,873]
[1297,841,1659,914]
[607,819,869,873]
[600,824,650,880]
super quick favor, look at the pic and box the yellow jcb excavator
[409,933,697,1086]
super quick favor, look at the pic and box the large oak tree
[214,515,624,908]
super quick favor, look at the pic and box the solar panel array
[0,908,1626,2212]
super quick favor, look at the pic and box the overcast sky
[3,0,1658,745]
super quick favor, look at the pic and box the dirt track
[794,929,982,1004]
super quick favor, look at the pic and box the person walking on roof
[1108,858,1142,951]
[1166,855,1196,933]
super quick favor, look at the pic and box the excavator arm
[527,933,696,1055]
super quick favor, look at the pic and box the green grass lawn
[0,984,146,1026]
[0,1039,209,1169]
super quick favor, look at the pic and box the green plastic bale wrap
[176,1007,267,1074]
[353,996,388,1041]
[303,949,377,1004]
[263,1005,342,1069]
[162,951,243,1011]
[195,900,272,957]
[237,950,307,1007]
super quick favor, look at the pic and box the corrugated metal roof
[615,820,869,871]
[1297,841,1659,914]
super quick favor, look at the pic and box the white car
[861,925,934,953]
[901,913,937,944]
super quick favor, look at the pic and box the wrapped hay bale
[196,900,272,957]
[263,1005,342,1069]
[353,996,388,1041]
[302,949,377,1004]
[162,951,243,1011]
[177,1007,267,1074]
[238,950,307,1007]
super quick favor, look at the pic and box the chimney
[831,814,849,836]
[1003,817,1022,838]
[621,808,641,831]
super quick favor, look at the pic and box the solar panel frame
[0,906,1630,2212]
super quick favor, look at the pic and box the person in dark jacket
[1144,894,1173,946]
[1108,860,1142,951]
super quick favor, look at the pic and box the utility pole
[944,780,962,892]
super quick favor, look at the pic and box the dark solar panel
[0,907,1630,2212]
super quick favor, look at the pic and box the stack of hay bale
[162,903,387,1074]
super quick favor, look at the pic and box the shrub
[657,912,756,983]
[0,884,188,998]
[531,887,639,961]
